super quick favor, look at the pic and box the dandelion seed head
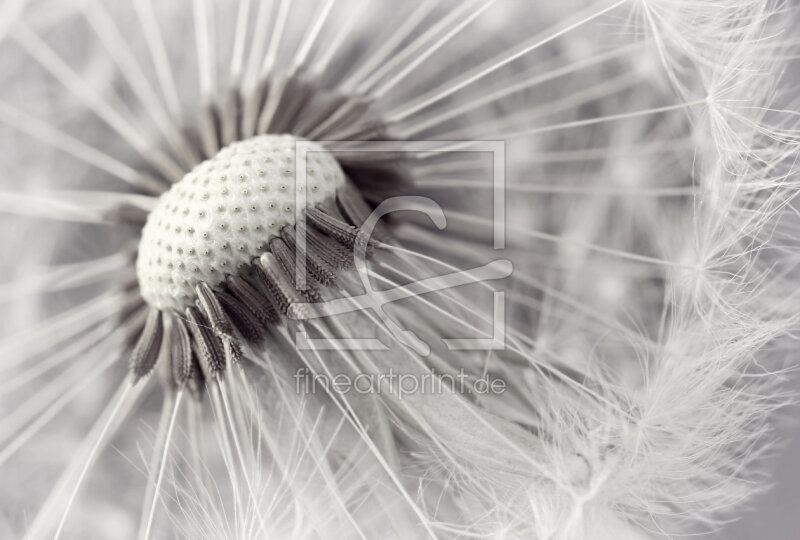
[136,134,344,311]
[0,0,798,537]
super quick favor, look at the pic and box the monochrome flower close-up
[0,1,799,538]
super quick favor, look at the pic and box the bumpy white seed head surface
[137,134,346,311]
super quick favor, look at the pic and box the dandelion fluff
[0,0,798,538]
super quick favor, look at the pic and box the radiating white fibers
[0,1,798,539]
